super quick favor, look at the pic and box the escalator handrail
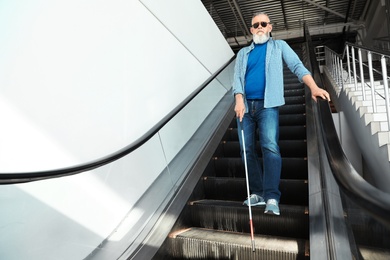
[318,99,390,229]
[304,26,390,229]
[0,55,236,184]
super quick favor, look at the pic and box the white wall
[0,0,232,172]
[332,113,363,174]
[0,0,234,259]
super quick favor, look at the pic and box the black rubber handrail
[0,56,236,184]
[305,26,390,229]
[318,98,390,229]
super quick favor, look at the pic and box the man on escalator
[233,12,330,215]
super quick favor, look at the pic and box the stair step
[280,114,306,126]
[358,104,388,117]
[228,114,306,126]
[285,95,305,105]
[355,99,387,108]
[374,131,390,148]
[285,88,305,97]
[369,121,390,134]
[167,228,309,260]
[211,157,308,179]
[189,200,309,239]
[364,112,389,125]
[347,88,387,100]
[219,140,307,158]
[280,104,306,114]
[224,125,306,141]
[202,177,308,205]
[284,82,304,89]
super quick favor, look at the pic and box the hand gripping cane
[240,121,256,252]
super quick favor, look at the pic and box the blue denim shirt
[233,38,311,108]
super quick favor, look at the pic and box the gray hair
[252,12,270,21]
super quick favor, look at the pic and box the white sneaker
[264,199,280,215]
[243,194,265,206]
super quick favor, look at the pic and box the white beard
[253,32,270,44]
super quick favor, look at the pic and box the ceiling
[201,0,372,49]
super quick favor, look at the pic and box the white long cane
[240,120,256,252]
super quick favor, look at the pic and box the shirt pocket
[268,48,283,72]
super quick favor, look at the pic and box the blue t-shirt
[245,43,267,99]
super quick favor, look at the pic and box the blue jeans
[237,99,282,202]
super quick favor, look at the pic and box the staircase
[323,44,390,170]
[322,57,390,193]
[343,81,390,151]
[153,58,312,259]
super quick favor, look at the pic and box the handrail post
[351,46,358,91]
[380,55,390,130]
[325,47,329,73]
[368,51,377,113]
[330,51,335,78]
[358,48,366,100]
[337,55,342,86]
[340,58,344,90]
[334,54,339,84]
[346,45,352,84]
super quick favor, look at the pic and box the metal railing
[309,37,390,232]
[324,42,390,130]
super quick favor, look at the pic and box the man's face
[250,14,272,35]
[250,14,272,39]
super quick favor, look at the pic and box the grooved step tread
[188,199,309,239]
[202,178,308,205]
[225,125,307,141]
[168,227,309,259]
[190,199,308,213]
[211,157,308,179]
[219,140,307,158]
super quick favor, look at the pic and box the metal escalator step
[220,140,307,158]
[280,125,306,140]
[229,114,306,128]
[280,140,307,157]
[280,114,306,126]
[280,104,305,114]
[212,157,307,179]
[167,227,309,260]
[284,95,305,105]
[284,77,303,87]
[223,125,306,141]
[189,200,309,239]
[202,177,308,205]
[284,88,305,97]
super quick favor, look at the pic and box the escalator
[153,47,312,259]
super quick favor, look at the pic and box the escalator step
[219,140,307,158]
[189,200,309,239]
[228,113,306,128]
[285,88,305,97]
[280,114,306,126]
[285,95,305,105]
[280,126,306,140]
[279,114,306,126]
[202,177,308,205]
[211,157,308,179]
[223,125,306,141]
[280,104,305,114]
[284,77,303,87]
[166,228,309,260]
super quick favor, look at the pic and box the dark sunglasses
[252,21,271,29]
